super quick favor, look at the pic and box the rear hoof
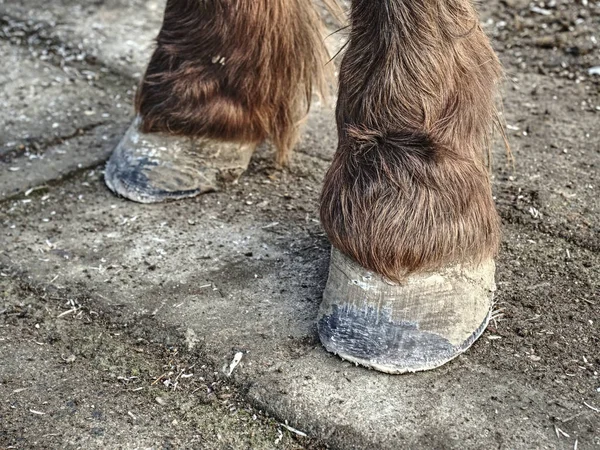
[318,248,496,374]
[105,117,256,203]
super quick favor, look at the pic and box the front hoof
[318,248,496,374]
[105,117,256,204]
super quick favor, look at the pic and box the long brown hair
[136,0,335,165]
[321,0,503,281]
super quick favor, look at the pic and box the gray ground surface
[1,0,599,449]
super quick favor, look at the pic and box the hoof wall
[318,249,496,374]
[105,117,255,203]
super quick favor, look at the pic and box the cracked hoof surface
[318,248,496,374]
[105,117,256,203]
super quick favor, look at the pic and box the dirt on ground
[1,0,599,449]
[0,275,326,450]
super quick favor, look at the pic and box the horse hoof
[318,248,496,374]
[105,117,256,204]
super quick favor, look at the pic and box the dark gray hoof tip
[105,117,255,204]
[318,249,496,374]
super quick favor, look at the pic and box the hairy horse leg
[105,0,331,203]
[318,0,504,373]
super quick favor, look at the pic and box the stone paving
[1,1,599,449]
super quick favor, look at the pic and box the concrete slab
[0,0,161,78]
[0,123,126,201]
[0,277,311,449]
[2,153,599,449]
[0,38,132,200]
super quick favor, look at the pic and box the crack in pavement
[1,121,108,164]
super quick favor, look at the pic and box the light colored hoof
[105,117,256,203]
[318,248,496,374]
